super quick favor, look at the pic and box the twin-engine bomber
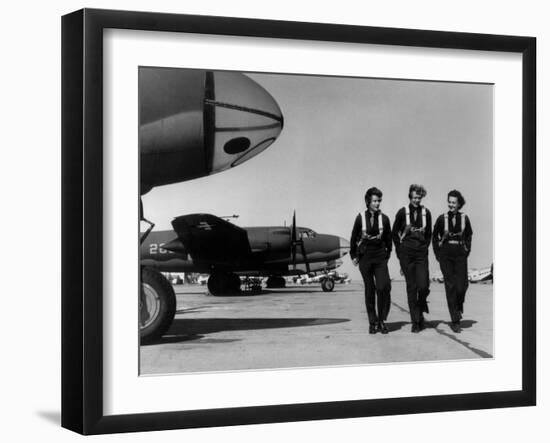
[140,212,350,294]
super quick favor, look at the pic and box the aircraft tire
[140,267,176,344]
[321,278,335,292]
[266,276,286,288]
[208,272,242,296]
[207,273,224,295]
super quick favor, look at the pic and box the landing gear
[266,276,286,288]
[229,273,242,292]
[243,277,263,292]
[140,267,176,343]
[207,272,242,296]
[321,277,335,292]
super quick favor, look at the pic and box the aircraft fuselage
[140,226,349,276]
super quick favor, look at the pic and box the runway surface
[140,280,493,375]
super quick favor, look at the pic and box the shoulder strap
[378,212,384,235]
[360,211,367,236]
[444,213,449,232]
[404,206,410,225]
[461,213,466,234]
[421,207,426,228]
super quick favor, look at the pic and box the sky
[143,71,494,281]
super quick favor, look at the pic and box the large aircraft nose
[208,71,284,171]
[339,237,350,257]
[139,69,283,193]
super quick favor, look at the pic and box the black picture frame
[62,8,536,435]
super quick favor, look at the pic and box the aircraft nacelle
[246,227,291,261]
[140,69,284,194]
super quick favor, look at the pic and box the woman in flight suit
[350,187,392,334]
[392,184,432,333]
[432,190,473,333]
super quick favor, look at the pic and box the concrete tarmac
[140,281,493,375]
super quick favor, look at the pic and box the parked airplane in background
[431,271,445,283]
[141,212,350,295]
[139,68,284,342]
[296,269,350,286]
[197,274,209,286]
[431,265,493,284]
[469,265,493,283]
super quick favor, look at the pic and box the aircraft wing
[171,214,251,264]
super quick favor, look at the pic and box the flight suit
[432,212,473,323]
[392,205,432,328]
[350,211,392,326]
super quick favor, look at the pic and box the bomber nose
[339,237,350,257]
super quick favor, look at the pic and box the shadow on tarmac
[413,319,491,358]
[175,306,214,314]
[207,289,354,297]
[143,334,242,345]
[182,286,356,298]
[432,321,492,358]
[384,321,409,332]
[381,319,478,333]
[424,319,477,330]
[142,317,349,346]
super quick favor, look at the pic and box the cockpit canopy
[299,228,317,239]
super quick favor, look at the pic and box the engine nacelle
[140,68,284,194]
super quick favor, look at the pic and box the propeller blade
[291,210,297,243]
[300,240,311,274]
[291,210,297,270]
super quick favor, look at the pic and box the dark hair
[408,184,427,199]
[447,189,466,209]
[364,187,383,204]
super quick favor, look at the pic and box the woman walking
[350,187,392,334]
[432,190,473,333]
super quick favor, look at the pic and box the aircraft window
[300,230,316,239]
[208,71,284,172]
[231,138,276,168]
[224,137,251,154]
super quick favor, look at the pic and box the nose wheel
[321,277,335,292]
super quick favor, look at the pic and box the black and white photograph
[0,0,537,440]
[138,67,494,375]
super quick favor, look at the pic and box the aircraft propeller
[291,211,311,274]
